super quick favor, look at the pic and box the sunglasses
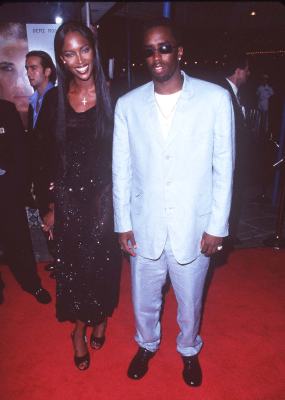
[143,43,177,58]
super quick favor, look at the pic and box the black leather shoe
[182,355,202,387]
[31,287,52,304]
[127,347,156,379]
[44,262,56,272]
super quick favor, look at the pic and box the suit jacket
[0,99,29,205]
[112,72,235,264]
[27,86,57,216]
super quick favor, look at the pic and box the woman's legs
[90,318,107,350]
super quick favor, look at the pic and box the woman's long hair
[54,21,113,175]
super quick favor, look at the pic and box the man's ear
[235,67,242,78]
[178,46,183,61]
[44,67,52,79]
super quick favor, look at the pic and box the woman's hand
[41,203,54,240]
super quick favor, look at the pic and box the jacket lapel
[165,72,194,148]
[143,82,166,148]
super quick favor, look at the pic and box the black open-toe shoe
[74,352,90,371]
[90,334,105,350]
[71,332,90,371]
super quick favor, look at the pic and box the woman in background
[45,21,121,371]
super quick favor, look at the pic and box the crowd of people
[0,17,278,387]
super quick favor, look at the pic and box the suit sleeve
[9,103,30,199]
[32,89,57,216]
[112,98,133,233]
[206,90,235,237]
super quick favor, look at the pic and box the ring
[41,224,45,228]
[217,245,223,251]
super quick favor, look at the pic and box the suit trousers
[130,235,210,356]
[0,200,41,292]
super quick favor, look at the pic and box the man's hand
[119,231,137,256]
[200,232,223,257]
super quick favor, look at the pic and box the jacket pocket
[131,192,143,214]
[198,210,211,217]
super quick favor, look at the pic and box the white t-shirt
[154,90,182,139]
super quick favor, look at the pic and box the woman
[49,21,121,371]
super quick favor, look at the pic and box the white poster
[26,24,58,65]
[0,23,58,127]
[0,22,33,126]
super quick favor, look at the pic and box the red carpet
[1,248,285,400]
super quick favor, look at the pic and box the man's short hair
[223,52,248,78]
[142,17,182,46]
[26,50,57,84]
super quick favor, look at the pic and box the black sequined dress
[54,104,121,326]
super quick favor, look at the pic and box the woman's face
[0,39,33,112]
[60,31,94,82]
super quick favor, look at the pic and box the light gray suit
[113,71,234,355]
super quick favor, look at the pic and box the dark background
[97,2,285,95]
[1,1,285,99]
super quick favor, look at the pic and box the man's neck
[154,70,183,95]
[37,81,50,97]
[227,76,239,89]
[226,77,241,99]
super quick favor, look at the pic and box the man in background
[0,98,51,304]
[26,50,57,275]
[256,73,274,134]
[217,53,251,247]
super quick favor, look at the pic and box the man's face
[25,56,50,92]
[143,26,183,83]
[237,63,250,87]
[0,39,33,112]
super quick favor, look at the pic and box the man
[217,53,250,246]
[25,50,57,273]
[112,18,234,387]
[256,73,274,133]
[0,98,51,304]
[256,73,276,200]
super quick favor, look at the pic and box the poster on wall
[0,23,57,128]
[26,24,57,65]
